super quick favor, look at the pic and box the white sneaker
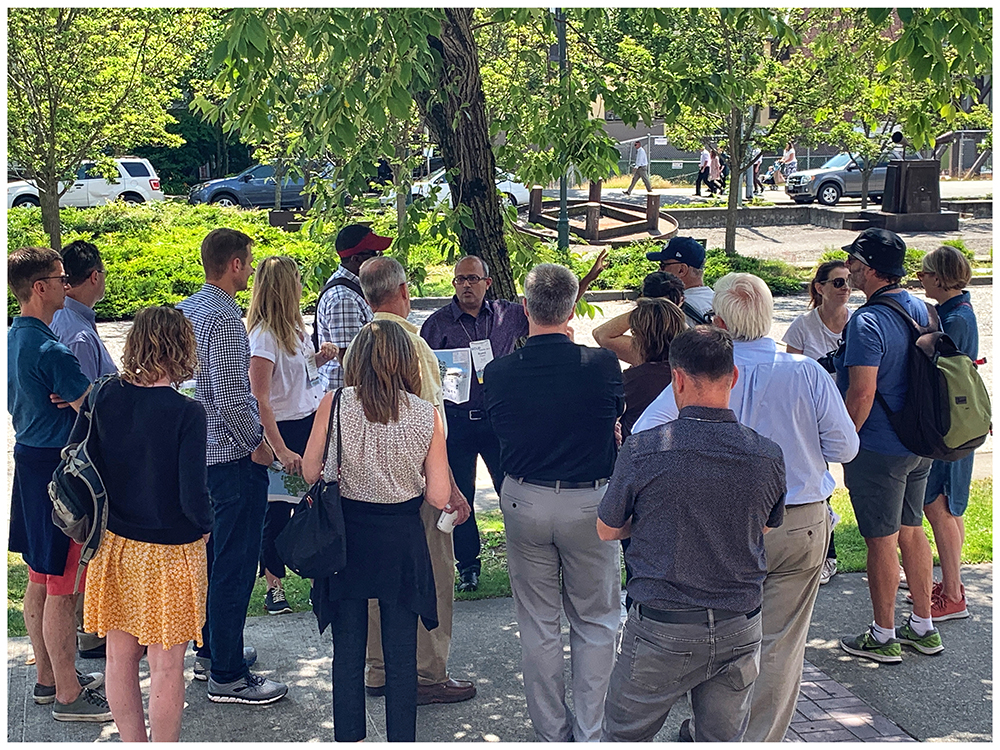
[820,558,838,585]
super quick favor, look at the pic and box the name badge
[469,339,494,384]
[305,351,321,388]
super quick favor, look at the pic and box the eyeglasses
[819,278,850,289]
[36,275,70,285]
[453,275,486,286]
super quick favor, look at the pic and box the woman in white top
[303,320,453,742]
[780,140,798,176]
[247,256,338,614]
[785,259,851,583]
[785,260,852,360]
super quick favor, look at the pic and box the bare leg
[923,495,964,601]
[24,581,54,686]
[43,593,83,704]
[264,570,280,591]
[898,525,934,619]
[864,533,900,629]
[106,630,148,742]
[147,642,188,742]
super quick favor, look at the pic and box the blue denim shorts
[923,454,975,516]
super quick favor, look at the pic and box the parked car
[381,168,531,207]
[7,157,163,209]
[784,150,911,206]
[189,163,339,209]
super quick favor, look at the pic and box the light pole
[555,7,569,250]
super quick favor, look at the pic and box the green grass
[7,478,992,637]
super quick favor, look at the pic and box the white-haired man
[633,272,859,742]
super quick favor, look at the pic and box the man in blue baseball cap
[646,236,714,326]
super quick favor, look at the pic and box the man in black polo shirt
[483,263,624,743]
[597,327,786,742]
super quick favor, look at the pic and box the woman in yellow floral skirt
[80,306,213,741]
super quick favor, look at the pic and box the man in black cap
[315,224,392,390]
[833,228,942,663]
[645,237,714,327]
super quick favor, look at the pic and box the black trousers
[445,405,504,575]
[694,167,711,195]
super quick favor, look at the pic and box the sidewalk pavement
[7,564,989,742]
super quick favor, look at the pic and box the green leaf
[898,8,914,24]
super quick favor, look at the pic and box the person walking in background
[834,229,941,663]
[247,256,339,615]
[354,256,476,706]
[484,264,624,742]
[916,246,979,622]
[753,150,765,194]
[82,306,213,741]
[779,140,798,177]
[8,246,110,722]
[623,140,652,195]
[177,229,287,704]
[314,225,390,391]
[49,239,116,661]
[785,259,853,584]
[598,327,786,742]
[708,149,722,196]
[694,146,711,197]
[304,321,457,742]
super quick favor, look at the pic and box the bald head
[360,256,408,311]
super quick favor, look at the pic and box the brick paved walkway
[787,661,915,742]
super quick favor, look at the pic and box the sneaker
[930,590,969,622]
[265,583,292,615]
[51,688,113,722]
[208,672,288,705]
[194,646,258,681]
[905,581,950,604]
[34,670,105,705]
[840,627,902,663]
[456,570,479,593]
[896,620,944,655]
[820,558,838,585]
[678,717,694,742]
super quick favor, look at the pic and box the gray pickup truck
[785,151,907,206]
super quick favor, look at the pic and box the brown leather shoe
[417,678,476,705]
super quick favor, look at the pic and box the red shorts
[27,540,86,596]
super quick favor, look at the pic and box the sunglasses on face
[820,278,850,289]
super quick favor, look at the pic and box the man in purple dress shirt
[420,256,528,591]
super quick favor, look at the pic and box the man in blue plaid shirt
[178,228,288,705]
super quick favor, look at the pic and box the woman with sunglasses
[247,256,338,614]
[785,259,853,584]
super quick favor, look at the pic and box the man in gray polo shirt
[597,326,786,742]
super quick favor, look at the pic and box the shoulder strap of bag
[321,388,343,479]
[313,278,366,350]
[681,301,711,326]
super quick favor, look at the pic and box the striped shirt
[177,283,262,465]
[315,265,373,391]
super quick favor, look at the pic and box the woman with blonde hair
[81,306,212,741]
[916,245,978,621]
[303,319,453,742]
[247,255,338,614]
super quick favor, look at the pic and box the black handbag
[275,388,347,578]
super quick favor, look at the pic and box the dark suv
[188,164,312,209]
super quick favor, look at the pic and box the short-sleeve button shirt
[8,316,91,448]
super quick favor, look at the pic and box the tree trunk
[860,170,870,210]
[415,8,516,300]
[38,178,62,252]
[723,108,741,256]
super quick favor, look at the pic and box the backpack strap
[681,301,712,326]
[312,277,366,351]
[860,295,938,421]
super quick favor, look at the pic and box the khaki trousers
[365,499,455,687]
[745,500,829,742]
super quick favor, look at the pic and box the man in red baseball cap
[315,225,393,390]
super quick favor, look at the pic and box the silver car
[784,151,906,206]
